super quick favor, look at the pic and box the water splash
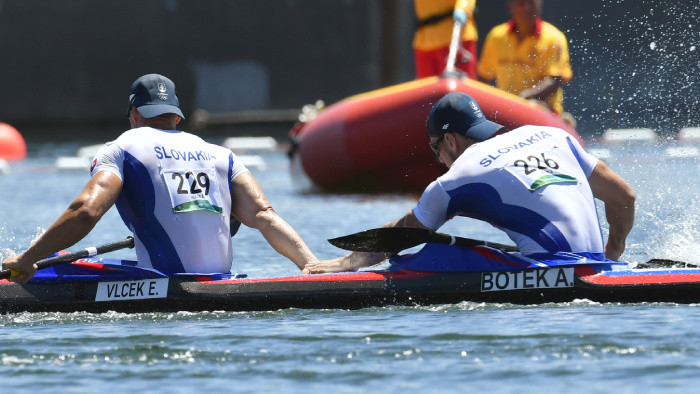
[648,212,700,265]
[1,226,48,262]
[560,0,699,136]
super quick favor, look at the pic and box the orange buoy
[0,122,27,161]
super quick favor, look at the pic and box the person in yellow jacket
[413,0,478,79]
[478,0,573,118]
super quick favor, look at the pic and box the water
[1,138,700,392]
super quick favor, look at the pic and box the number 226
[513,153,559,175]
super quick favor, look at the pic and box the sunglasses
[429,135,446,156]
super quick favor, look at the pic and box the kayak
[1,244,699,314]
[288,74,581,193]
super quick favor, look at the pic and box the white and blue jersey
[414,126,604,257]
[91,127,249,273]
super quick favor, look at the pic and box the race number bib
[504,150,578,192]
[162,167,224,214]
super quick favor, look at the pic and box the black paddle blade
[638,258,699,269]
[328,227,435,253]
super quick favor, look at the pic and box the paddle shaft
[444,20,463,74]
[423,231,519,252]
[328,227,518,254]
[638,258,700,269]
[330,228,700,268]
[0,236,135,280]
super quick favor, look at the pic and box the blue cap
[427,92,502,141]
[128,74,185,119]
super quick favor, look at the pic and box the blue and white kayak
[1,244,699,314]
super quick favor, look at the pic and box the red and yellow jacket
[413,0,477,51]
[478,18,573,113]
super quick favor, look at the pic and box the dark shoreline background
[1,0,697,141]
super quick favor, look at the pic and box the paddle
[443,19,465,75]
[328,227,518,254]
[638,258,700,269]
[0,236,135,280]
[329,228,700,269]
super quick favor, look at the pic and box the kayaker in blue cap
[4,74,318,282]
[304,92,635,274]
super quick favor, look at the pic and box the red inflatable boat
[289,74,581,193]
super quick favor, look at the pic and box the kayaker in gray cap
[304,92,635,274]
[4,74,318,282]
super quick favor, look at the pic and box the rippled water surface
[1,138,699,392]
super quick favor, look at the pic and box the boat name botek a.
[481,267,574,292]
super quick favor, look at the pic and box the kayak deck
[1,260,700,314]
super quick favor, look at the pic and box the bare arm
[588,160,636,261]
[2,171,122,282]
[230,172,317,270]
[303,210,429,274]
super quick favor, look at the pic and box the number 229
[171,171,210,195]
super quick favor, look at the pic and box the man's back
[415,126,604,256]
[92,127,249,273]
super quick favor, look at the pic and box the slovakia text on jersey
[154,146,216,161]
[479,130,553,167]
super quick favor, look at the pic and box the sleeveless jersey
[90,127,249,273]
[414,126,603,256]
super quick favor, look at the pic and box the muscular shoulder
[91,140,125,178]
[174,130,231,156]
[111,127,156,150]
